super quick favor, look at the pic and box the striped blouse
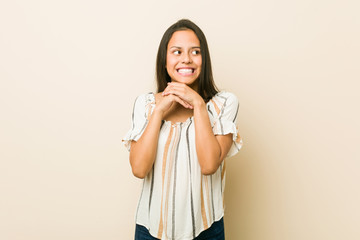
[123,91,242,240]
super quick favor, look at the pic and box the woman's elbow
[200,162,220,175]
[130,161,148,179]
[199,150,223,175]
[129,157,148,179]
[132,168,147,179]
[201,168,217,175]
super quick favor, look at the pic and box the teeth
[178,69,193,73]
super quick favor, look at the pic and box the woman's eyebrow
[169,46,201,49]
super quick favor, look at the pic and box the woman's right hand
[154,93,193,116]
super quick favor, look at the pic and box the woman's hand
[155,90,193,116]
[163,82,231,175]
[162,82,205,108]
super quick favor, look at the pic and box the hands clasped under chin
[161,82,204,109]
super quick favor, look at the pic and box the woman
[123,19,242,240]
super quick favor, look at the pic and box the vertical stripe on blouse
[172,124,182,239]
[221,160,227,209]
[218,96,228,135]
[130,95,139,131]
[211,175,215,222]
[157,126,174,238]
[164,127,179,237]
[205,176,212,224]
[233,101,239,123]
[186,119,196,238]
[149,167,154,213]
[200,176,208,230]
[220,164,223,193]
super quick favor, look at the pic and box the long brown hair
[156,19,218,102]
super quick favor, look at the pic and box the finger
[164,88,193,105]
[163,88,181,97]
[170,94,193,109]
[166,83,187,91]
[163,91,188,103]
[163,89,179,96]
[166,83,190,95]
[163,86,186,96]
[162,85,175,96]
[167,82,187,88]
[172,95,192,108]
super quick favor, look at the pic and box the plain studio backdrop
[0,0,359,239]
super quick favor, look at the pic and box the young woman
[123,19,242,240]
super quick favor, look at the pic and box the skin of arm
[193,99,233,175]
[130,82,234,178]
[129,109,162,179]
[163,82,234,175]
[129,93,193,179]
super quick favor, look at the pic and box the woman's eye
[174,50,181,55]
[192,50,200,55]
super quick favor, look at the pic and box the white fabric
[123,91,242,240]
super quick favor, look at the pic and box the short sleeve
[122,93,153,151]
[211,92,243,158]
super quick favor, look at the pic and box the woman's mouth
[177,68,195,75]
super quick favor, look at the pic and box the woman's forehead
[168,30,200,48]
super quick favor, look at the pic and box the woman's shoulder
[134,92,156,105]
[210,91,238,104]
[207,91,239,116]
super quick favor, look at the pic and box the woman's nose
[181,52,192,63]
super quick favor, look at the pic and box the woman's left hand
[162,82,204,108]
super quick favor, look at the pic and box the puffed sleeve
[122,94,150,151]
[212,92,243,158]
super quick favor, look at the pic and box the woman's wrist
[152,107,165,120]
[192,98,206,109]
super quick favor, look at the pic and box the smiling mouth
[177,68,195,74]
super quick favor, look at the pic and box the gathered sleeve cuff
[122,94,153,151]
[212,92,243,158]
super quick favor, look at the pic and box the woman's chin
[171,78,198,87]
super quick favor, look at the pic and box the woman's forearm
[129,109,163,178]
[193,99,223,175]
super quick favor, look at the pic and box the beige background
[1,0,359,239]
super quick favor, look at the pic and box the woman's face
[166,30,202,88]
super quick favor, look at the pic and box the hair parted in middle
[155,19,218,102]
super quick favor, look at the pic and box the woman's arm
[163,82,234,175]
[129,94,193,179]
[192,99,233,175]
[129,109,163,179]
